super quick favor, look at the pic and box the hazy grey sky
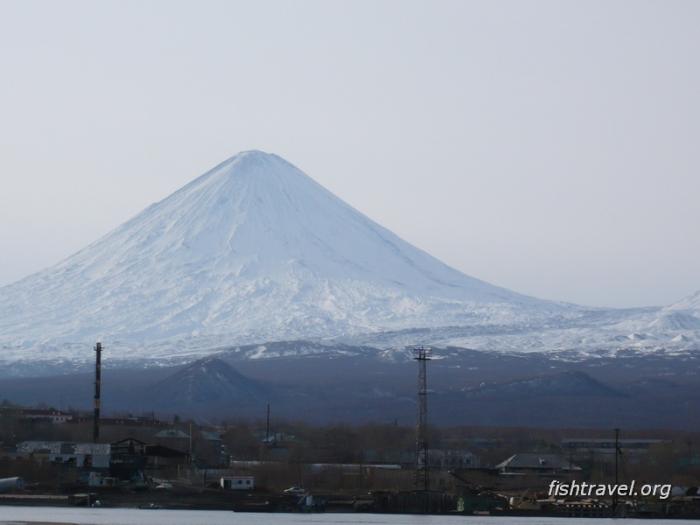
[1,0,698,308]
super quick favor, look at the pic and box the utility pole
[93,342,102,443]
[613,428,620,515]
[266,402,271,444]
[414,346,431,495]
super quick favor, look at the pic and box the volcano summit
[0,151,697,367]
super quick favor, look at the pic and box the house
[256,430,296,445]
[154,429,191,439]
[426,449,480,469]
[110,438,189,480]
[220,475,254,490]
[198,430,226,466]
[495,453,581,476]
[153,428,190,454]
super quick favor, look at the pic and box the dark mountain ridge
[1,347,699,429]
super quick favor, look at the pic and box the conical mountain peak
[176,149,303,196]
[0,151,567,362]
[214,149,289,176]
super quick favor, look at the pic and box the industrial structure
[414,346,431,492]
[93,342,102,443]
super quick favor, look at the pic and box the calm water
[0,508,698,525]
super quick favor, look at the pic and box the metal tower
[93,342,102,443]
[414,346,431,492]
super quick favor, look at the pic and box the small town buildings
[17,441,111,469]
[256,430,296,445]
[110,437,188,480]
[426,449,480,469]
[0,407,72,424]
[397,449,479,470]
[308,463,402,473]
[562,438,668,462]
[69,415,170,428]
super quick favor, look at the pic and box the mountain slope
[147,357,272,407]
[667,290,700,312]
[0,150,580,363]
[463,371,624,399]
[644,290,700,333]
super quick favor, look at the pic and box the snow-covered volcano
[0,150,696,366]
[0,151,571,356]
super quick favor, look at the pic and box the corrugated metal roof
[154,429,190,439]
[495,453,581,471]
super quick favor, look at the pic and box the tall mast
[613,427,620,514]
[414,346,431,493]
[93,342,102,443]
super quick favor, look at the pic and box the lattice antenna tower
[414,346,432,491]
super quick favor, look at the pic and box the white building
[220,476,254,490]
[18,441,111,469]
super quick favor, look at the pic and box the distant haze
[1,0,698,308]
